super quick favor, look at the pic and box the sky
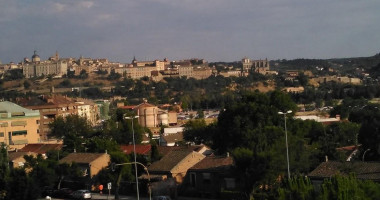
[0,0,380,64]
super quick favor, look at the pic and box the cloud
[0,0,379,63]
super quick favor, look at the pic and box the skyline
[0,0,380,64]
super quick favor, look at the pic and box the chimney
[336,115,340,120]
[105,150,108,154]
[325,155,328,162]
[226,152,230,157]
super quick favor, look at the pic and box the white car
[71,190,92,199]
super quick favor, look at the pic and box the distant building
[311,76,362,85]
[283,86,305,93]
[22,51,68,78]
[241,57,270,75]
[0,101,41,150]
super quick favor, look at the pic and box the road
[40,193,217,200]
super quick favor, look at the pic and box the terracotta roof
[148,149,193,172]
[20,144,64,154]
[120,144,151,155]
[190,155,233,171]
[59,153,108,164]
[308,161,380,181]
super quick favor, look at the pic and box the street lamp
[278,110,292,179]
[363,149,371,162]
[112,162,151,200]
[125,115,140,200]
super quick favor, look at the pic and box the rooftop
[120,144,151,155]
[0,101,40,118]
[20,143,64,154]
[148,149,193,172]
[190,155,233,171]
[308,161,380,181]
[59,153,108,164]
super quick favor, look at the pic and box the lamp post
[278,110,292,179]
[125,115,140,200]
[112,162,151,200]
[363,149,371,162]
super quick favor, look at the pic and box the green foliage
[277,176,315,200]
[23,80,31,89]
[107,70,122,80]
[58,79,72,87]
[259,175,380,200]
[49,114,94,152]
[183,119,208,144]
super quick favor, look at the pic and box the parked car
[153,196,172,200]
[71,189,92,199]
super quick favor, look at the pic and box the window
[202,173,211,183]
[225,178,236,189]
[12,130,27,136]
[0,132,3,137]
[190,172,196,187]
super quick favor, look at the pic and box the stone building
[241,57,270,75]
[22,51,68,78]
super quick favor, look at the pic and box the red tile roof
[120,144,151,155]
[20,144,64,154]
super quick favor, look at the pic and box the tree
[23,80,31,89]
[183,119,211,145]
[79,69,88,79]
[49,115,93,152]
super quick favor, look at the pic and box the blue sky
[0,0,379,63]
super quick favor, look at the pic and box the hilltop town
[1,51,380,199]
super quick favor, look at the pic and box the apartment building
[16,95,77,140]
[0,101,41,150]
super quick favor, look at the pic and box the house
[59,153,110,178]
[148,149,205,183]
[8,151,37,168]
[159,132,183,146]
[181,155,235,198]
[308,161,380,183]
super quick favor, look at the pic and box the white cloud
[77,1,94,9]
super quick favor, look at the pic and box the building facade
[0,101,41,150]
